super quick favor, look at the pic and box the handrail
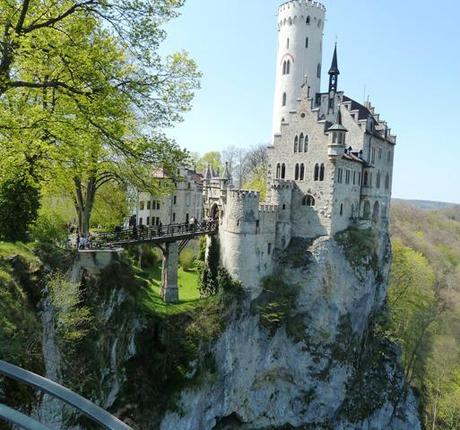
[0,361,132,430]
[0,404,50,430]
[91,221,217,248]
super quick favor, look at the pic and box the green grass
[139,264,206,317]
[0,241,39,264]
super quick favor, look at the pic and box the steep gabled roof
[342,95,377,124]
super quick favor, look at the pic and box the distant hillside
[389,201,460,430]
[392,198,459,211]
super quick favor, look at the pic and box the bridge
[0,360,132,430]
[87,221,218,303]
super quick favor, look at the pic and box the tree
[0,167,40,242]
[388,240,439,384]
[196,152,223,175]
[0,0,201,235]
[243,145,268,200]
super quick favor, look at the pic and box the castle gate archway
[210,203,219,221]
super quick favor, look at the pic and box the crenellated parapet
[278,0,326,15]
[259,204,278,213]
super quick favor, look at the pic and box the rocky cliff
[160,228,421,430]
[0,228,421,430]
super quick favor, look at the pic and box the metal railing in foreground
[0,360,132,430]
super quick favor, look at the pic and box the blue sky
[162,0,460,204]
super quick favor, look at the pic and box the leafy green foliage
[243,164,268,201]
[48,273,93,346]
[0,243,43,409]
[199,236,220,297]
[389,203,460,430]
[335,227,378,275]
[195,151,223,175]
[30,211,68,244]
[0,171,40,242]
[0,0,201,236]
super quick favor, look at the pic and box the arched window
[303,135,309,152]
[363,201,371,219]
[385,173,390,190]
[363,171,369,187]
[294,136,299,153]
[295,163,300,180]
[317,63,321,78]
[340,203,344,216]
[299,133,304,151]
[319,163,325,181]
[306,16,311,24]
[305,37,309,48]
[303,195,315,207]
[286,60,290,74]
[314,163,319,181]
[376,171,381,189]
[282,92,287,106]
[276,163,281,179]
[373,201,380,222]
[287,38,290,49]
[282,61,286,75]
[281,163,286,179]
[300,164,305,180]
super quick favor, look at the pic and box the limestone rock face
[160,230,421,430]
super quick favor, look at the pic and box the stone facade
[203,0,396,294]
[136,168,203,227]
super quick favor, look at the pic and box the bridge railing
[92,221,217,247]
[0,360,132,430]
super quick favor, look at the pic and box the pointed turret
[204,163,212,180]
[328,44,340,94]
[223,162,232,182]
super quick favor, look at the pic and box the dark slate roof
[342,151,369,165]
[342,95,377,124]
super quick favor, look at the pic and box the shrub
[335,227,378,272]
[0,172,40,242]
[30,212,68,244]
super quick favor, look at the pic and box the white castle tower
[272,0,326,135]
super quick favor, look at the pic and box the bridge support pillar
[161,242,179,303]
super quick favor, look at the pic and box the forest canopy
[0,0,201,237]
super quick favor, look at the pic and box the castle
[203,0,395,293]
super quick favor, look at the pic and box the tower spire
[328,43,340,93]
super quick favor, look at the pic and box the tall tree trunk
[74,176,97,236]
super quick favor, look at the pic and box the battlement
[229,189,260,199]
[271,180,294,190]
[278,0,326,14]
[259,204,278,213]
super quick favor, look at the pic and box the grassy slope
[139,264,204,316]
[0,242,44,411]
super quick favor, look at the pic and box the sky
[161,0,460,204]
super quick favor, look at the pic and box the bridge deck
[93,222,217,248]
